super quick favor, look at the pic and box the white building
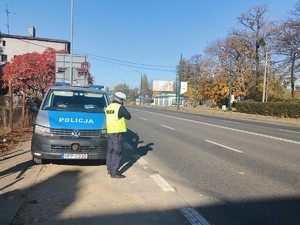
[0,27,70,93]
[0,26,70,65]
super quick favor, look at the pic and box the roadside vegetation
[114,3,300,107]
[177,3,300,105]
[0,127,32,156]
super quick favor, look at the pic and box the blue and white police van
[31,83,109,164]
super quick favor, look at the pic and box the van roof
[49,85,106,93]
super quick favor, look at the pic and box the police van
[31,83,109,164]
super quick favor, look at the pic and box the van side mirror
[30,102,40,112]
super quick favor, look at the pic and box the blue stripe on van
[48,111,105,129]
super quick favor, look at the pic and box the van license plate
[62,153,88,159]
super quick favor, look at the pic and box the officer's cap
[115,92,126,101]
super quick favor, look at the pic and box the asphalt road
[1,106,299,225]
[125,106,300,225]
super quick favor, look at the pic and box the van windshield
[42,89,108,113]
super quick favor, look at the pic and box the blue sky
[0,0,298,90]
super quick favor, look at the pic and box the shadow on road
[1,133,299,224]
[195,196,300,225]
[0,160,33,179]
[45,159,106,166]
[4,169,300,225]
[1,145,299,225]
[119,129,154,174]
[0,159,34,193]
[9,170,80,225]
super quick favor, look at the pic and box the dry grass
[149,105,300,127]
[0,127,33,157]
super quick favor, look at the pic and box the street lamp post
[70,0,74,84]
[262,51,268,102]
[135,70,143,106]
[121,79,126,96]
[193,78,197,108]
[177,54,182,110]
[222,47,233,110]
[228,58,232,110]
[193,66,200,108]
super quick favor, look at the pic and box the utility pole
[266,60,270,102]
[262,51,268,102]
[135,70,143,106]
[140,74,142,105]
[222,47,233,110]
[193,66,199,108]
[228,58,232,110]
[70,0,74,84]
[177,54,182,110]
[9,80,13,132]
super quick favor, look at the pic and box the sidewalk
[0,141,41,225]
[0,141,201,225]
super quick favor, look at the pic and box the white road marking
[277,128,300,134]
[132,154,148,167]
[205,140,243,153]
[140,117,147,121]
[222,120,241,124]
[181,208,210,225]
[124,118,210,224]
[137,110,300,145]
[150,174,175,192]
[161,124,175,130]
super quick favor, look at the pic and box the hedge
[235,102,300,118]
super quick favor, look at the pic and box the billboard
[152,80,174,92]
[180,82,187,94]
[56,54,89,86]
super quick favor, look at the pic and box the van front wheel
[33,157,43,164]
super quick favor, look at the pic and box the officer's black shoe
[110,173,125,179]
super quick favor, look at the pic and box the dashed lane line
[277,128,300,134]
[125,141,210,225]
[132,154,148,168]
[205,140,243,153]
[137,110,300,145]
[181,208,210,225]
[222,120,241,124]
[150,174,175,192]
[161,124,175,130]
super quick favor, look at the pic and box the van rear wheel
[33,157,43,164]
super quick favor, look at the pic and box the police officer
[105,92,131,178]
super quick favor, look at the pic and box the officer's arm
[118,106,131,120]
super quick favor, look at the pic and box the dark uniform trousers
[106,133,123,174]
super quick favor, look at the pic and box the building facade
[0,26,70,93]
[0,26,70,65]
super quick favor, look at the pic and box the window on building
[2,40,6,46]
[1,54,7,62]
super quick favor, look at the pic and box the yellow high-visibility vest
[105,103,127,133]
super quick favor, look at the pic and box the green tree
[114,83,129,96]
[141,73,149,97]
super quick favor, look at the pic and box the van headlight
[34,125,51,136]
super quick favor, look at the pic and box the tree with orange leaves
[2,48,68,102]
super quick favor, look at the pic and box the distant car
[31,84,109,164]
